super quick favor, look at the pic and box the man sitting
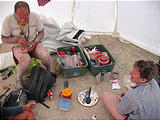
[1,1,52,89]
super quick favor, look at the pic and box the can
[47,91,53,100]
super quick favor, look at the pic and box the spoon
[86,87,91,104]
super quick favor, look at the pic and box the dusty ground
[0,35,159,120]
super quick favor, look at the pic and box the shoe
[15,80,23,89]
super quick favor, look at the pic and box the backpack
[0,88,10,107]
[23,65,56,108]
[0,88,27,107]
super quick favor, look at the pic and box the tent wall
[0,0,160,56]
[73,0,116,32]
[0,1,15,38]
[0,0,115,33]
[118,1,160,56]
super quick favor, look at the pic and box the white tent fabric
[73,0,116,32]
[40,15,66,53]
[0,51,15,70]
[0,0,160,56]
[41,16,89,53]
[118,1,160,56]
[56,22,88,45]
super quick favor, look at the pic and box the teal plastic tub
[57,45,88,78]
[83,44,115,76]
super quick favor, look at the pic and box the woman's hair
[14,1,30,13]
[134,60,158,82]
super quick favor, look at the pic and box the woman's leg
[102,92,127,120]
[8,111,35,120]
[13,47,31,89]
[31,43,52,72]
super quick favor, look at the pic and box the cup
[122,74,136,89]
[123,75,131,85]
[104,71,112,81]
[111,69,120,79]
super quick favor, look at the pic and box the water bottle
[70,47,76,55]
[64,80,69,88]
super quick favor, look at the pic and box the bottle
[64,80,69,88]
[76,52,81,67]
[70,47,76,55]
[58,50,65,59]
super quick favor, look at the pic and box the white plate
[78,89,98,106]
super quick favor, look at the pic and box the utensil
[86,87,91,104]
[16,90,22,103]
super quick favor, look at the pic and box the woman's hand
[120,91,127,97]
[23,102,36,111]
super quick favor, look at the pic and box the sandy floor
[0,35,159,120]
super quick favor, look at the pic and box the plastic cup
[111,69,120,79]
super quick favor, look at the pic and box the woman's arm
[0,102,36,119]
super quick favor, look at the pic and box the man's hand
[18,37,29,46]
[20,47,29,53]
[28,42,36,52]
[23,102,36,111]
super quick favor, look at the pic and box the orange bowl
[62,88,72,97]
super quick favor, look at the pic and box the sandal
[15,80,23,89]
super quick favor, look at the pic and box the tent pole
[70,0,76,23]
[112,0,120,38]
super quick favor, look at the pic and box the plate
[78,89,98,106]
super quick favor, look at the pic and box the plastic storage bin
[83,44,115,76]
[57,45,88,78]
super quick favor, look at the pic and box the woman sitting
[103,60,160,119]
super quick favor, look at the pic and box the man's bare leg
[31,43,52,72]
[13,47,31,89]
